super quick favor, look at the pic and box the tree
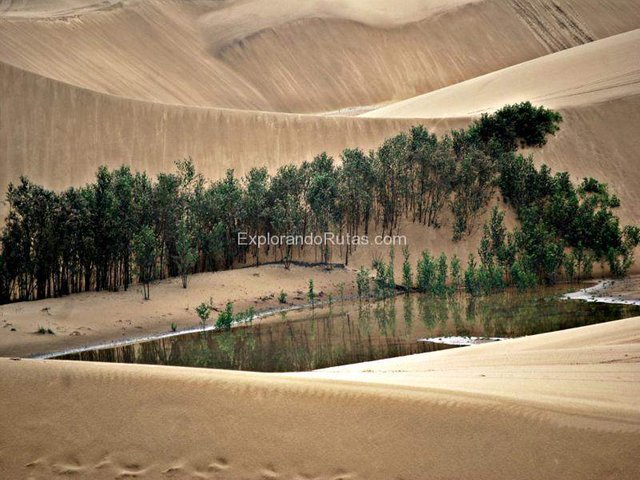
[356,267,370,301]
[196,301,212,331]
[469,101,562,152]
[416,250,436,294]
[451,144,496,241]
[307,279,317,307]
[434,253,448,296]
[216,302,234,330]
[450,255,462,291]
[174,217,197,288]
[132,226,157,300]
[307,166,339,264]
[242,167,270,266]
[401,246,413,292]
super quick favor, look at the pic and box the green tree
[132,226,158,300]
[401,246,413,292]
[174,217,197,288]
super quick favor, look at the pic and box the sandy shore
[0,316,639,479]
[564,277,640,306]
[0,264,358,358]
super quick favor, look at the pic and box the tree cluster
[0,102,634,304]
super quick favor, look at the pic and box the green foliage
[450,255,462,291]
[434,253,448,297]
[0,103,635,306]
[372,259,394,299]
[196,301,211,330]
[469,101,562,152]
[171,322,178,332]
[307,279,316,307]
[416,250,436,294]
[511,259,538,291]
[132,225,158,300]
[464,254,480,296]
[174,217,197,289]
[401,246,413,292]
[216,302,234,330]
[278,290,287,304]
[356,267,370,301]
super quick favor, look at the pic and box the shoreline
[562,279,640,306]
[31,295,356,360]
[31,277,640,360]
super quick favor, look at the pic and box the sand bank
[0,264,358,358]
[1,316,639,479]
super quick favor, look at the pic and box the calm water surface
[57,285,640,372]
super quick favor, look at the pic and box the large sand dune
[2,0,639,204]
[1,0,639,112]
[1,317,639,479]
[363,29,640,118]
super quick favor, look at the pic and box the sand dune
[2,0,639,212]
[0,60,437,194]
[363,29,640,117]
[2,0,639,113]
[1,317,639,479]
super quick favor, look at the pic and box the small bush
[278,290,287,304]
[356,267,370,301]
[216,302,234,330]
[196,302,211,330]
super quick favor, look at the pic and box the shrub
[216,302,234,330]
[196,302,211,330]
[278,290,287,304]
[402,246,413,292]
[356,267,370,301]
[307,279,316,307]
[416,251,436,294]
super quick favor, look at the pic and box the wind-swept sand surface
[362,29,640,118]
[1,317,639,479]
[2,0,640,203]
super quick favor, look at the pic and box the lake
[56,285,640,371]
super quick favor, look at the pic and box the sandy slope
[0,60,432,194]
[1,317,639,479]
[1,1,639,223]
[362,29,640,117]
[1,0,639,113]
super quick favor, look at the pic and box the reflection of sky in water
[59,285,640,372]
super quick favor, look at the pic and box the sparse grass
[171,322,178,332]
[36,325,55,335]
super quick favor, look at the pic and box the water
[56,285,640,372]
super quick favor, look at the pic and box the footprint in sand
[207,457,230,472]
[161,465,185,477]
[116,463,149,478]
[259,465,279,479]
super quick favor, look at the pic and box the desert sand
[2,1,640,478]
[1,316,639,479]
